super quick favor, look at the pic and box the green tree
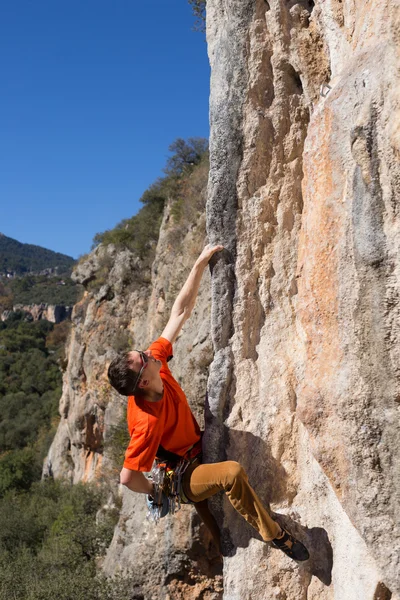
[188,0,206,32]
[164,137,208,177]
[0,448,41,498]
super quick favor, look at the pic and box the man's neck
[143,376,164,402]
[143,388,164,403]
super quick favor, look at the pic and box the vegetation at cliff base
[0,480,130,600]
[0,312,66,498]
[0,312,131,599]
[0,314,64,471]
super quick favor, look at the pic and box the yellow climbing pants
[182,460,280,543]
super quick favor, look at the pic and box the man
[108,244,309,562]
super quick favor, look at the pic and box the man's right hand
[196,244,224,265]
[146,489,170,520]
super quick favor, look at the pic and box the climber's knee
[224,461,246,486]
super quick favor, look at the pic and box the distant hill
[0,233,75,275]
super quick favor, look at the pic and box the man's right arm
[161,244,223,345]
[120,467,154,495]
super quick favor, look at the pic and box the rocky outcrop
[1,304,72,323]
[206,1,400,599]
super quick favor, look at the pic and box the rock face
[206,1,400,599]
[45,2,400,598]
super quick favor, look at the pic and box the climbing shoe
[271,527,310,561]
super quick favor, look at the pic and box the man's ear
[138,378,149,389]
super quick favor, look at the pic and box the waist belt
[156,438,202,465]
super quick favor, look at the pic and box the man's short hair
[108,352,140,396]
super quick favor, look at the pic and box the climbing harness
[146,442,202,524]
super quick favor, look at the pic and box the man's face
[127,349,161,389]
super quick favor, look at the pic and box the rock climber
[107,244,309,562]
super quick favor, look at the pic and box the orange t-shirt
[123,337,201,472]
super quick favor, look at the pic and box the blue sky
[0,1,210,259]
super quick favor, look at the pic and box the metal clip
[320,83,332,98]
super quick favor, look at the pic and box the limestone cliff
[206,1,400,599]
[45,1,400,598]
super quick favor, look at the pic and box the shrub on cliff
[103,418,131,476]
[92,197,164,259]
[169,150,209,228]
[45,320,71,350]
[91,137,208,258]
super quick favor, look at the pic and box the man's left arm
[120,467,154,495]
[161,244,223,345]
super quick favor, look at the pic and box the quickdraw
[146,442,201,524]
